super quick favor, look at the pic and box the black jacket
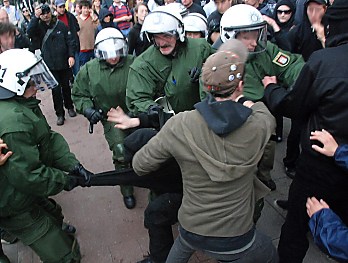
[286,2,323,61]
[27,16,75,71]
[128,23,151,56]
[59,11,80,52]
[264,39,348,193]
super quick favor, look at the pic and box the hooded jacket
[264,33,348,193]
[95,8,119,36]
[133,98,275,237]
[286,0,324,61]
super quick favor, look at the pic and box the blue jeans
[166,227,278,263]
[79,50,94,68]
[72,51,80,76]
[121,27,131,38]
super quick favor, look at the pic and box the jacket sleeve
[62,23,75,58]
[126,60,160,114]
[334,145,348,172]
[132,117,174,175]
[72,64,94,113]
[264,61,318,120]
[309,208,348,262]
[2,131,78,196]
[26,16,42,39]
[267,41,305,89]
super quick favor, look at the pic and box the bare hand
[107,106,140,130]
[68,57,75,68]
[0,139,13,166]
[306,197,330,218]
[262,76,277,88]
[310,129,338,157]
[262,15,280,32]
[312,23,325,46]
[35,6,42,18]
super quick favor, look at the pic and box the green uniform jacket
[72,56,135,164]
[201,41,305,101]
[244,42,304,101]
[126,38,214,114]
[0,97,79,218]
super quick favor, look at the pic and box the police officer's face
[106,56,120,65]
[23,81,38,98]
[236,31,258,52]
[186,31,202,39]
[153,33,177,56]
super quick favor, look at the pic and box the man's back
[133,101,275,237]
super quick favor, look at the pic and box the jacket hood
[99,8,113,21]
[194,93,252,136]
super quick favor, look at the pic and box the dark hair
[79,0,92,8]
[0,22,16,36]
[73,0,80,8]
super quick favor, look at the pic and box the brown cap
[202,39,248,96]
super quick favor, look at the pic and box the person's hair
[0,22,16,36]
[134,3,148,24]
[79,0,92,8]
[73,0,80,8]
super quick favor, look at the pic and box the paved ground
[3,91,335,263]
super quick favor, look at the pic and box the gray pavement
[3,91,335,263]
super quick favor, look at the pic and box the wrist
[130,118,140,128]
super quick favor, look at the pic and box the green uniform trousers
[0,198,80,263]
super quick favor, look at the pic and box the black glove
[84,108,103,125]
[65,164,93,191]
[188,67,201,83]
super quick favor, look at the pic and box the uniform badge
[272,52,290,67]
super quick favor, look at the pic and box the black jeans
[144,193,182,263]
[278,171,348,262]
[51,68,74,117]
[283,119,302,169]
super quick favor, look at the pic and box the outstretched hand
[306,197,330,218]
[0,139,13,166]
[107,106,140,130]
[310,129,338,157]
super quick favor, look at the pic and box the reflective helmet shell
[141,4,185,42]
[183,13,208,37]
[220,4,266,45]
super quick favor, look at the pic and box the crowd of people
[0,0,348,262]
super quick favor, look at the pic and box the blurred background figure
[128,3,150,56]
[1,0,19,26]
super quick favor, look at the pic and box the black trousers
[51,69,74,117]
[144,193,182,263]
[283,119,302,169]
[278,167,348,262]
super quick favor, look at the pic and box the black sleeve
[128,27,136,55]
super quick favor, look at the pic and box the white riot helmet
[220,4,267,53]
[95,28,128,60]
[0,49,58,99]
[141,4,185,43]
[183,13,208,38]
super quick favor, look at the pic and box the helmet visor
[28,60,58,90]
[224,23,267,54]
[95,38,128,60]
